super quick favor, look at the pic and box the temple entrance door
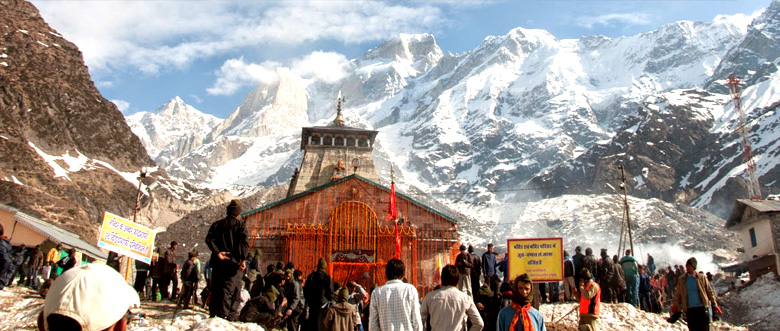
[328,200,381,289]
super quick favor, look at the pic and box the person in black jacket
[303,258,333,330]
[582,247,599,283]
[455,245,473,297]
[598,249,616,303]
[563,251,576,301]
[106,251,121,272]
[284,269,305,331]
[205,200,250,320]
[572,246,585,286]
[134,259,151,297]
[468,245,482,298]
[178,251,200,309]
[241,272,287,330]
[57,248,77,274]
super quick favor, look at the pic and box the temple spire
[333,91,345,127]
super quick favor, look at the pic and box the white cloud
[111,99,130,113]
[207,58,281,96]
[32,1,446,76]
[291,52,351,83]
[208,51,352,96]
[576,13,651,29]
[189,94,203,104]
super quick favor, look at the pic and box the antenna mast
[727,74,762,200]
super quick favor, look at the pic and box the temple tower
[287,95,379,196]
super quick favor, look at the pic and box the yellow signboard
[98,212,156,264]
[507,237,563,282]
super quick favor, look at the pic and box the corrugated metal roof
[726,199,780,229]
[736,199,780,212]
[0,203,107,260]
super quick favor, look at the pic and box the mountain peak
[156,96,195,117]
[362,33,441,63]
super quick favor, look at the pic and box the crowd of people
[0,204,727,331]
[187,198,722,331]
[0,222,81,294]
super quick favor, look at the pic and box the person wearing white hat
[36,263,140,331]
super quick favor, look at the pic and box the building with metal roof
[724,199,780,280]
[0,203,107,261]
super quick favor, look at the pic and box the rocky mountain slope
[0,0,222,244]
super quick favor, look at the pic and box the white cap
[43,263,140,331]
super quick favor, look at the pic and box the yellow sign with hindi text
[97,211,156,264]
[507,237,563,282]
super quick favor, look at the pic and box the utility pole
[125,167,147,281]
[618,165,635,257]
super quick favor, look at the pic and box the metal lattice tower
[726,74,762,200]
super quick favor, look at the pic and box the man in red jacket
[578,268,601,331]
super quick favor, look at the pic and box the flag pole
[387,165,401,259]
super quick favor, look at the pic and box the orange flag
[387,182,400,259]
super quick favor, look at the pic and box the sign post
[506,237,564,282]
[98,212,156,267]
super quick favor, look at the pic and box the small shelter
[0,203,107,262]
[724,199,780,280]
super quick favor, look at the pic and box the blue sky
[31,0,769,118]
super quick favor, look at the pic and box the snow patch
[28,142,71,180]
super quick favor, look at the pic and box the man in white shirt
[369,259,423,331]
[421,265,483,331]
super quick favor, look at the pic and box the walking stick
[553,305,579,324]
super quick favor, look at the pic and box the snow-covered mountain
[126,97,222,166]
[129,2,779,253]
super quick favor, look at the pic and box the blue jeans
[625,275,639,307]
[28,269,40,289]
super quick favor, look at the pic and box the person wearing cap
[421,265,483,331]
[671,257,721,331]
[577,268,600,331]
[206,199,250,320]
[178,251,199,309]
[323,287,359,331]
[240,271,287,330]
[303,258,334,330]
[36,263,140,331]
[455,244,473,297]
[497,273,546,331]
[190,250,202,306]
